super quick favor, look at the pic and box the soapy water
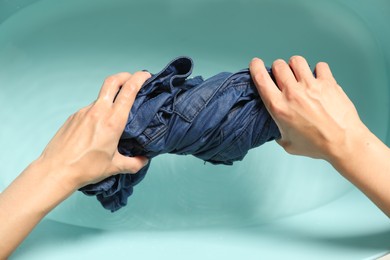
[0,0,388,230]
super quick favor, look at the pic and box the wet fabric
[79,56,281,212]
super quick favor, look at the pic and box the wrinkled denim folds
[80,56,281,212]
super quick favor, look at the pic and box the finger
[111,151,149,174]
[249,58,282,111]
[289,56,315,84]
[113,71,151,113]
[315,62,335,81]
[97,72,133,103]
[272,59,297,91]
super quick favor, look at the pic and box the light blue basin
[0,0,389,259]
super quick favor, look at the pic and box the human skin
[249,55,390,218]
[0,71,151,259]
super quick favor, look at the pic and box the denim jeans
[80,57,281,212]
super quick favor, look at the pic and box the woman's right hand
[249,56,366,163]
[249,55,390,217]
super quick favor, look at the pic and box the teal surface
[0,0,389,259]
[11,190,390,259]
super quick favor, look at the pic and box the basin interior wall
[0,0,389,259]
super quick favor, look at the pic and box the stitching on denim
[143,125,167,146]
[192,82,249,121]
[142,113,167,140]
[139,56,193,95]
[174,75,250,123]
[213,109,255,160]
[143,90,168,106]
[173,74,233,122]
[202,83,255,162]
[252,109,270,147]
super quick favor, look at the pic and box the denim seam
[212,108,255,161]
[173,75,233,122]
[139,56,194,96]
[252,109,270,147]
[143,125,168,146]
[200,82,254,161]
[173,74,247,122]
[142,114,167,147]
[142,92,168,109]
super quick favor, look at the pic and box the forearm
[0,71,149,258]
[0,160,76,258]
[329,124,390,217]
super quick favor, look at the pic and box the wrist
[324,121,390,217]
[0,157,78,257]
[33,155,81,191]
[26,158,78,214]
[326,121,374,174]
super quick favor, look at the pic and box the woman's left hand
[0,70,151,258]
[37,71,151,190]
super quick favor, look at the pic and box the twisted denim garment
[80,57,281,212]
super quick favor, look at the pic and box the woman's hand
[0,70,151,258]
[37,71,151,190]
[249,56,364,162]
[250,56,390,217]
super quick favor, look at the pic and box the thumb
[111,151,149,174]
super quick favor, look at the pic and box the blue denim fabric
[80,57,281,212]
